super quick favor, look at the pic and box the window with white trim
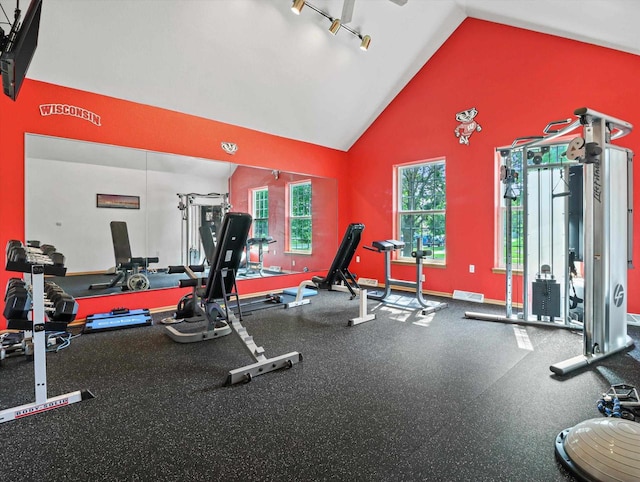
[251,187,269,238]
[495,143,569,269]
[496,148,524,270]
[288,180,312,253]
[396,159,446,262]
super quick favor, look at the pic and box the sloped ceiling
[2,0,639,151]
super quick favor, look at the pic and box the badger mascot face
[454,107,482,145]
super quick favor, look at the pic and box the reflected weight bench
[165,212,302,385]
[89,221,159,291]
[240,236,277,277]
[287,223,375,326]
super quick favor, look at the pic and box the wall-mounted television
[0,0,43,101]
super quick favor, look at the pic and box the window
[396,160,446,262]
[251,187,269,238]
[496,149,524,270]
[288,180,312,253]
[495,143,568,269]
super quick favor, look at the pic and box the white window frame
[287,180,312,254]
[251,186,269,239]
[395,158,446,264]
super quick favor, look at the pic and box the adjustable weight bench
[89,221,159,291]
[287,223,375,326]
[240,236,277,277]
[165,212,302,385]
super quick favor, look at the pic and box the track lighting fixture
[329,18,341,35]
[291,0,305,15]
[359,34,371,51]
[291,0,370,51]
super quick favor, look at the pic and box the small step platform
[83,308,152,333]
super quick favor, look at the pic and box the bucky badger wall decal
[454,107,482,145]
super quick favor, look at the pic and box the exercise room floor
[1,292,639,481]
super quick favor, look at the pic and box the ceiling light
[329,18,341,35]
[359,35,371,51]
[292,1,371,51]
[291,0,305,15]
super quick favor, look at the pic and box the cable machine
[466,107,634,375]
[177,192,230,266]
[520,142,580,328]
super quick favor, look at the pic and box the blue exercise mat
[282,287,318,297]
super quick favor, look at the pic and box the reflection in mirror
[230,166,338,275]
[24,135,338,299]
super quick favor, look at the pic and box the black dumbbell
[5,278,25,299]
[45,282,64,296]
[5,284,28,302]
[39,244,57,255]
[6,240,22,254]
[50,295,78,323]
[8,246,27,263]
[3,291,32,320]
[49,252,66,266]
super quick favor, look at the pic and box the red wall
[347,18,640,310]
[229,166,338,272]
[0,80,349,327]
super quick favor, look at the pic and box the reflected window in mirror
[251,187,269,238]
[288,180,312,254]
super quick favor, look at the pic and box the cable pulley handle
[511,136,544,148]
[543,118,573,134]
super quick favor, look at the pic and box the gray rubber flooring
[0,291,638,481]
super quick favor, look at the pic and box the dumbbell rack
[1,246,94,424]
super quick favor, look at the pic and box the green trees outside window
[252,188,269,238]
[397,160,446,261]
[289,181,312,252]
[496,143,568,269]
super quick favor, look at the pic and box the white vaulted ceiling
[2,0,639,150]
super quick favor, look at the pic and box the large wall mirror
[25,134,338,299]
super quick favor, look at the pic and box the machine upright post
[550,108,634,375]
[627,150,634,270]
[582,119,598,356]
[503,150,514,318]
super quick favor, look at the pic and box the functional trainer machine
[287,223,375,326]
[551,108,634,374]
[177,192,230,266]
[465,107,634,375]
[164,212,302,384]
[364,238,448,314]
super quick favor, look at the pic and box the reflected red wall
[229,166,338,272]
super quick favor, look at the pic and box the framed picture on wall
[96,193,140,209]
